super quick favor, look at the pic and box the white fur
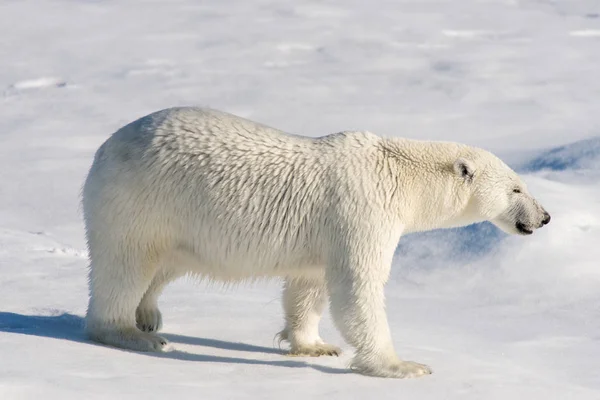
[82,107,549,378]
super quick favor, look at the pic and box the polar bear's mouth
[515,222,533,235]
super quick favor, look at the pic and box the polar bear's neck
[379,138,484,233]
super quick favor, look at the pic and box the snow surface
[1,0,600,399]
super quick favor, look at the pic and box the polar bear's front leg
[326,263,432,378]
[278,277,341,357]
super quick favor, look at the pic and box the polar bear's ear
[453,158,475,182]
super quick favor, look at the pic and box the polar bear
[82,107,550,378]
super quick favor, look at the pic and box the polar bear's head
[453,152,551,235]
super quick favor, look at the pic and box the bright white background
[1,1,599,399]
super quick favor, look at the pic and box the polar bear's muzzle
[515,209,551,235]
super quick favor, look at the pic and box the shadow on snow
[0,312,348,374]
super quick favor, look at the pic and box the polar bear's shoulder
[318,130,381,149]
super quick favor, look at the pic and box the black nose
[542,212,551,225]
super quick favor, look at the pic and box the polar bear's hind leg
[136,268,187,333]
[85,247,169,352]
[278,277,341,357]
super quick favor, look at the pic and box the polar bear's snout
[541,212,551,226]
[493,190,551,236]
[531,205,551,230]
[514,204,551,235]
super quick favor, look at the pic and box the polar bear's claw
[351,359,432,378]
[136,306,163,333]
[390,361,432,378]
[87,326,169,352]
[288,343,342,357]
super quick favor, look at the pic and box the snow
[1,0,599,399]
[570,30,600,37]
[525,136,600,171]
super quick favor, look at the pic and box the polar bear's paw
[88,326,169,352]
[276,330,341,357]
[136,305,163,333]
[352,359,432,379]
[288,342,342,357]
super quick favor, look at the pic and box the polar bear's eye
[513,188,522,194]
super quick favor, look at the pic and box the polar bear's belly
[167,240,326,281]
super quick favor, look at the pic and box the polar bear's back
[96,107,328,200]
[103,107,311,160]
